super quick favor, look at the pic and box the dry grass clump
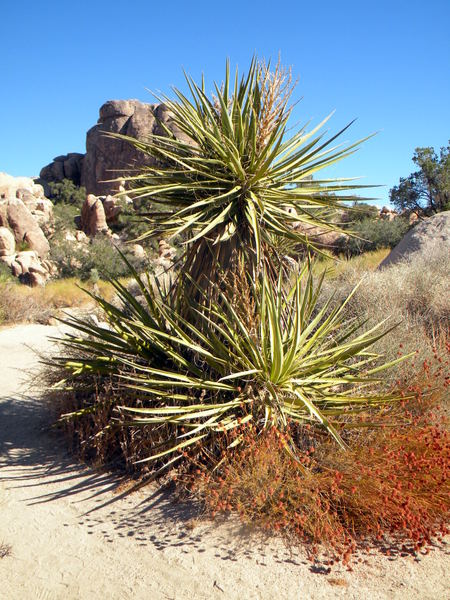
[323,242,449,328]
[318,248,390,278]
[0,278,116,326]
[319,242,449,389]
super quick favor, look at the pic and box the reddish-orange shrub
[188,417,448,564]
[185,347,449,565]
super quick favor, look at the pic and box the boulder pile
[0,173,56,285]
[39,153,84,189]
[0,172,152,286]
[379,206,398,221]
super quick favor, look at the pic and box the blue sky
[1,0,449,206]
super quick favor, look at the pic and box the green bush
[342,201,379,223]
[0,263,15,285]
[338,216,409,256]
[109,199,159,250]
[50,235,148,281]
[47,179,86,236]
[52,203,80,234]
[47,179,86,206]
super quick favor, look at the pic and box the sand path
[0,323,448,599]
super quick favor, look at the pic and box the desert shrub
[323,241,449,330]
[313,248,390,280]
[190,385,448,563]
[341,201,379,223]
[50,235,149,281]
[0,280,54,325]
[52,203,80,234]
[0,263,15,285]
[47,179,86,237]
[43,278,115,307]
[43,58,446,560]
[108,198,157,247]
[337,217,409,256]
[319,241,449,390]
[47,179,86,206]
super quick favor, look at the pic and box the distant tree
[48,179,86,206]
[341,201,379,224]
[389,143,450,216]
[337,216,409,256]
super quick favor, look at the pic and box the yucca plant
[47,58,409,484]
[111,58,373,294]
[51,258,407,470]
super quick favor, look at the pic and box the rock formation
[379,211,450,269]
[379,206,398,221]
[0,173,55,285]
[0,174,52,257]
[39,153,84,189]
[80,194,109,237]
[292,221,347,249]
[282,205,347,251]
[0,172,152,286]
[5,198,50,257]
[79,193,130,237]
[0,227,15,257]
[39,100,187,197]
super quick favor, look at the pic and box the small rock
[81,194,109,237]
[0,254,16,268]
[15,250,39,273]
[131,243,146,259]
[64,231,77,242]
[102,195,122,223]
[11,261,22,277]
[75,230,88,243]
[27,271,47,287]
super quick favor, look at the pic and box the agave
[52,259,407,467]
[111,59,374,288]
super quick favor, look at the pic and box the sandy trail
[0,324,448,600]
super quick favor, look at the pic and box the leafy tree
[342,201,379,223]
[337,216,409,256]
[390,143,450,216]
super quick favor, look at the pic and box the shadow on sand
[0,393,309,568]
